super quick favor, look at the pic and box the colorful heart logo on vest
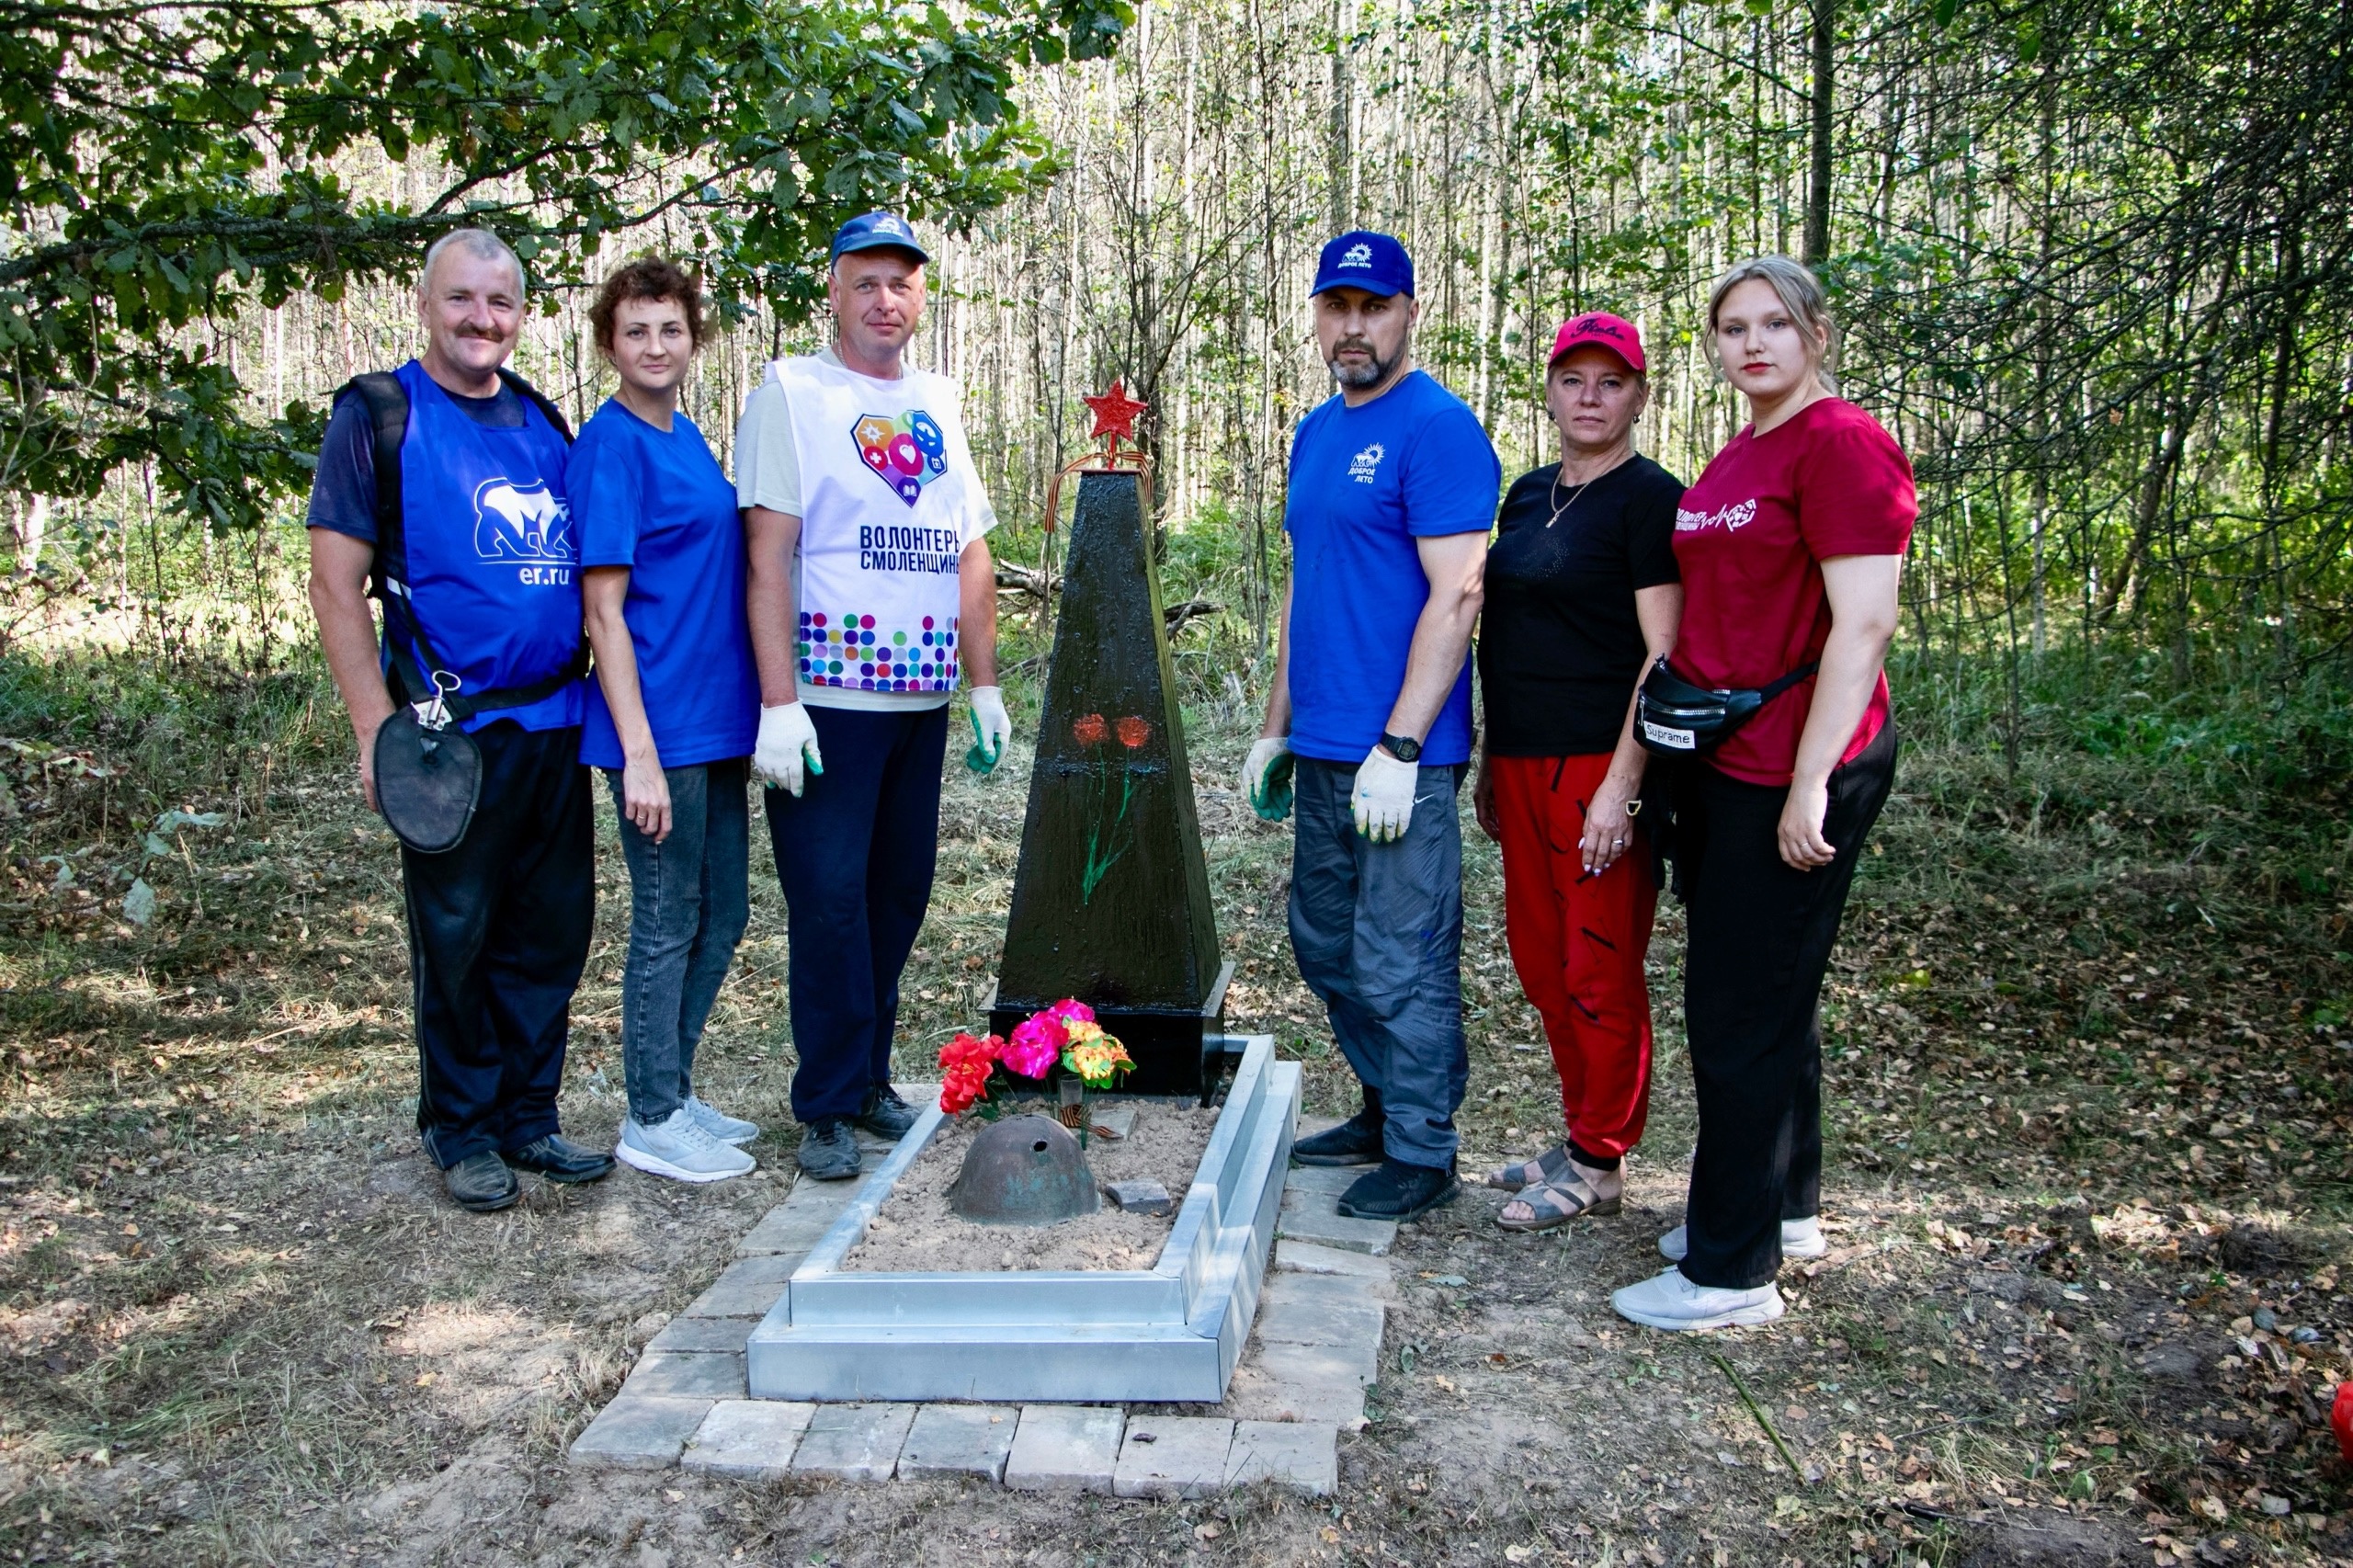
[852,410,949,507]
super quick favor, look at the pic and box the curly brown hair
[588,256,706,354]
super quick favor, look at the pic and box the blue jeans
[1287,756,1469,1168]
[762,705,948,1124]
[606,757,752,1126]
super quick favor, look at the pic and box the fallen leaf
[1194,1523,1222,1541]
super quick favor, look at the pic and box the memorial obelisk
[988,383,1231,1096]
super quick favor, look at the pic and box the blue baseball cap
[828,210,930,266]
[1311,231,1415,298]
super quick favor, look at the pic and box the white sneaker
[1657,1216,1825,1263]
[614,1108,756,1184]
[683,1095,759,1145]
[1611,1267,1785,1332]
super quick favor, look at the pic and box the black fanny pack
[374,685,483,856]
[1636,656,1819,756]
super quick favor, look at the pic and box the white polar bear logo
[472,479,574,562]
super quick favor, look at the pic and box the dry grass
[3,645,2351,1565]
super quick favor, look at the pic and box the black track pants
[403,722,595,1169]
[1677,722,1896,1290]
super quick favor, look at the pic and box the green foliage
[0,0,1131,531]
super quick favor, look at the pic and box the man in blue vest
[306,228,614,1212]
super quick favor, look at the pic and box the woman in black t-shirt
[1472,312,1685,1232]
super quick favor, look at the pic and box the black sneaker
[445,1151,521,1212]
[1336,1158,1460,1221]
[1291,1091,1385,1167]
[855,1085,918,1140]
[506,1134,615,1184]
[797,1118,863,1181]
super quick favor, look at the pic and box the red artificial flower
[1116,716,1151,749]
[1073,712,1108,747]
[938,1031,1005,1115]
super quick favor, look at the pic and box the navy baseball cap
[827,210,930,266]
[1311,231,1415,298]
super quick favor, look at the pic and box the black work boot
[1290,1087,1384,1167]
[855,1085,918,1140]
[1336,1158,1460,1221]
[797,1118,863,1181]
[506,1134,615,1184]
[445,1151,521,1212]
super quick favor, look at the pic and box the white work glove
[965,685,1013,774]
[1350,744,1419,842]
[1242,736,1295,822]
[753,701,824,797]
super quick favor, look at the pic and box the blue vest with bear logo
[386,358,583,733]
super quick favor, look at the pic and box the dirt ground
[847,1099,1213,1272]
[4,686,2352,1567]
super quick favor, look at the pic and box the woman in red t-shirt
[1609,256,1914,1334]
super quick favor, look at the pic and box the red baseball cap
[1548,312,1645,373]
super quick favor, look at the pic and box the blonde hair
[1705,255,1836,392]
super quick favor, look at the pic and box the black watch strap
[1379,732,1423,764]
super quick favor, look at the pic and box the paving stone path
[569,1118,1381,1496]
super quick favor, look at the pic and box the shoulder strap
[1756,661,1822,702]
[497,367,574,443]
[344,372,411,557]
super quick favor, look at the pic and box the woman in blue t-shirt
[574,257,763,1184]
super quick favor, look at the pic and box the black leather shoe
[445,1151,521,1212]
[1336,1158,1460,1221]
[855,1085,918,1140]
[506,1134,615,1184]
[1291,1092,1385,1167]
[798,1118,863,1181]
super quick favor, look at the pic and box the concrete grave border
[745,1034,1297,1403]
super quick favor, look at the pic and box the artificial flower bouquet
[937,999,1135,1118]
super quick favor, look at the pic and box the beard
[1327,338,1401,390]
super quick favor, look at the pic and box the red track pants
[1487,752,1657,1162]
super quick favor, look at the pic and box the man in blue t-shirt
[1242,230,1500,1221]
[306,228,612,1214]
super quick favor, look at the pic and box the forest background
[6,0,2353,1560]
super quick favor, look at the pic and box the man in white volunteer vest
[739,210,1014,1180]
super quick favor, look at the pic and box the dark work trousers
[606,757,753,1127]
[1288,756,1470,1169]
[762,704,949,1125]
[403,722,595,1170]
[1677,722,1897,1290]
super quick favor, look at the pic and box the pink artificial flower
[1001,1014,1063,1079]
[1046,998,1096,1027]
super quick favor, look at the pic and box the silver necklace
[1545,451,1634,528]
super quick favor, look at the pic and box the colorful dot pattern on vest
[798,610,959,692]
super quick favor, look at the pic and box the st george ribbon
[988,381,1232,1096]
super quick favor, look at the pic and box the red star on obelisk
[1082,379,1149,453]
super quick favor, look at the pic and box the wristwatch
[1378,733,1423,764]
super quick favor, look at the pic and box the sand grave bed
[842,1096,1218,1274]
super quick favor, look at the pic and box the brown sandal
[1496,1171,1621,1233]
[1484,1142,1572,1192]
